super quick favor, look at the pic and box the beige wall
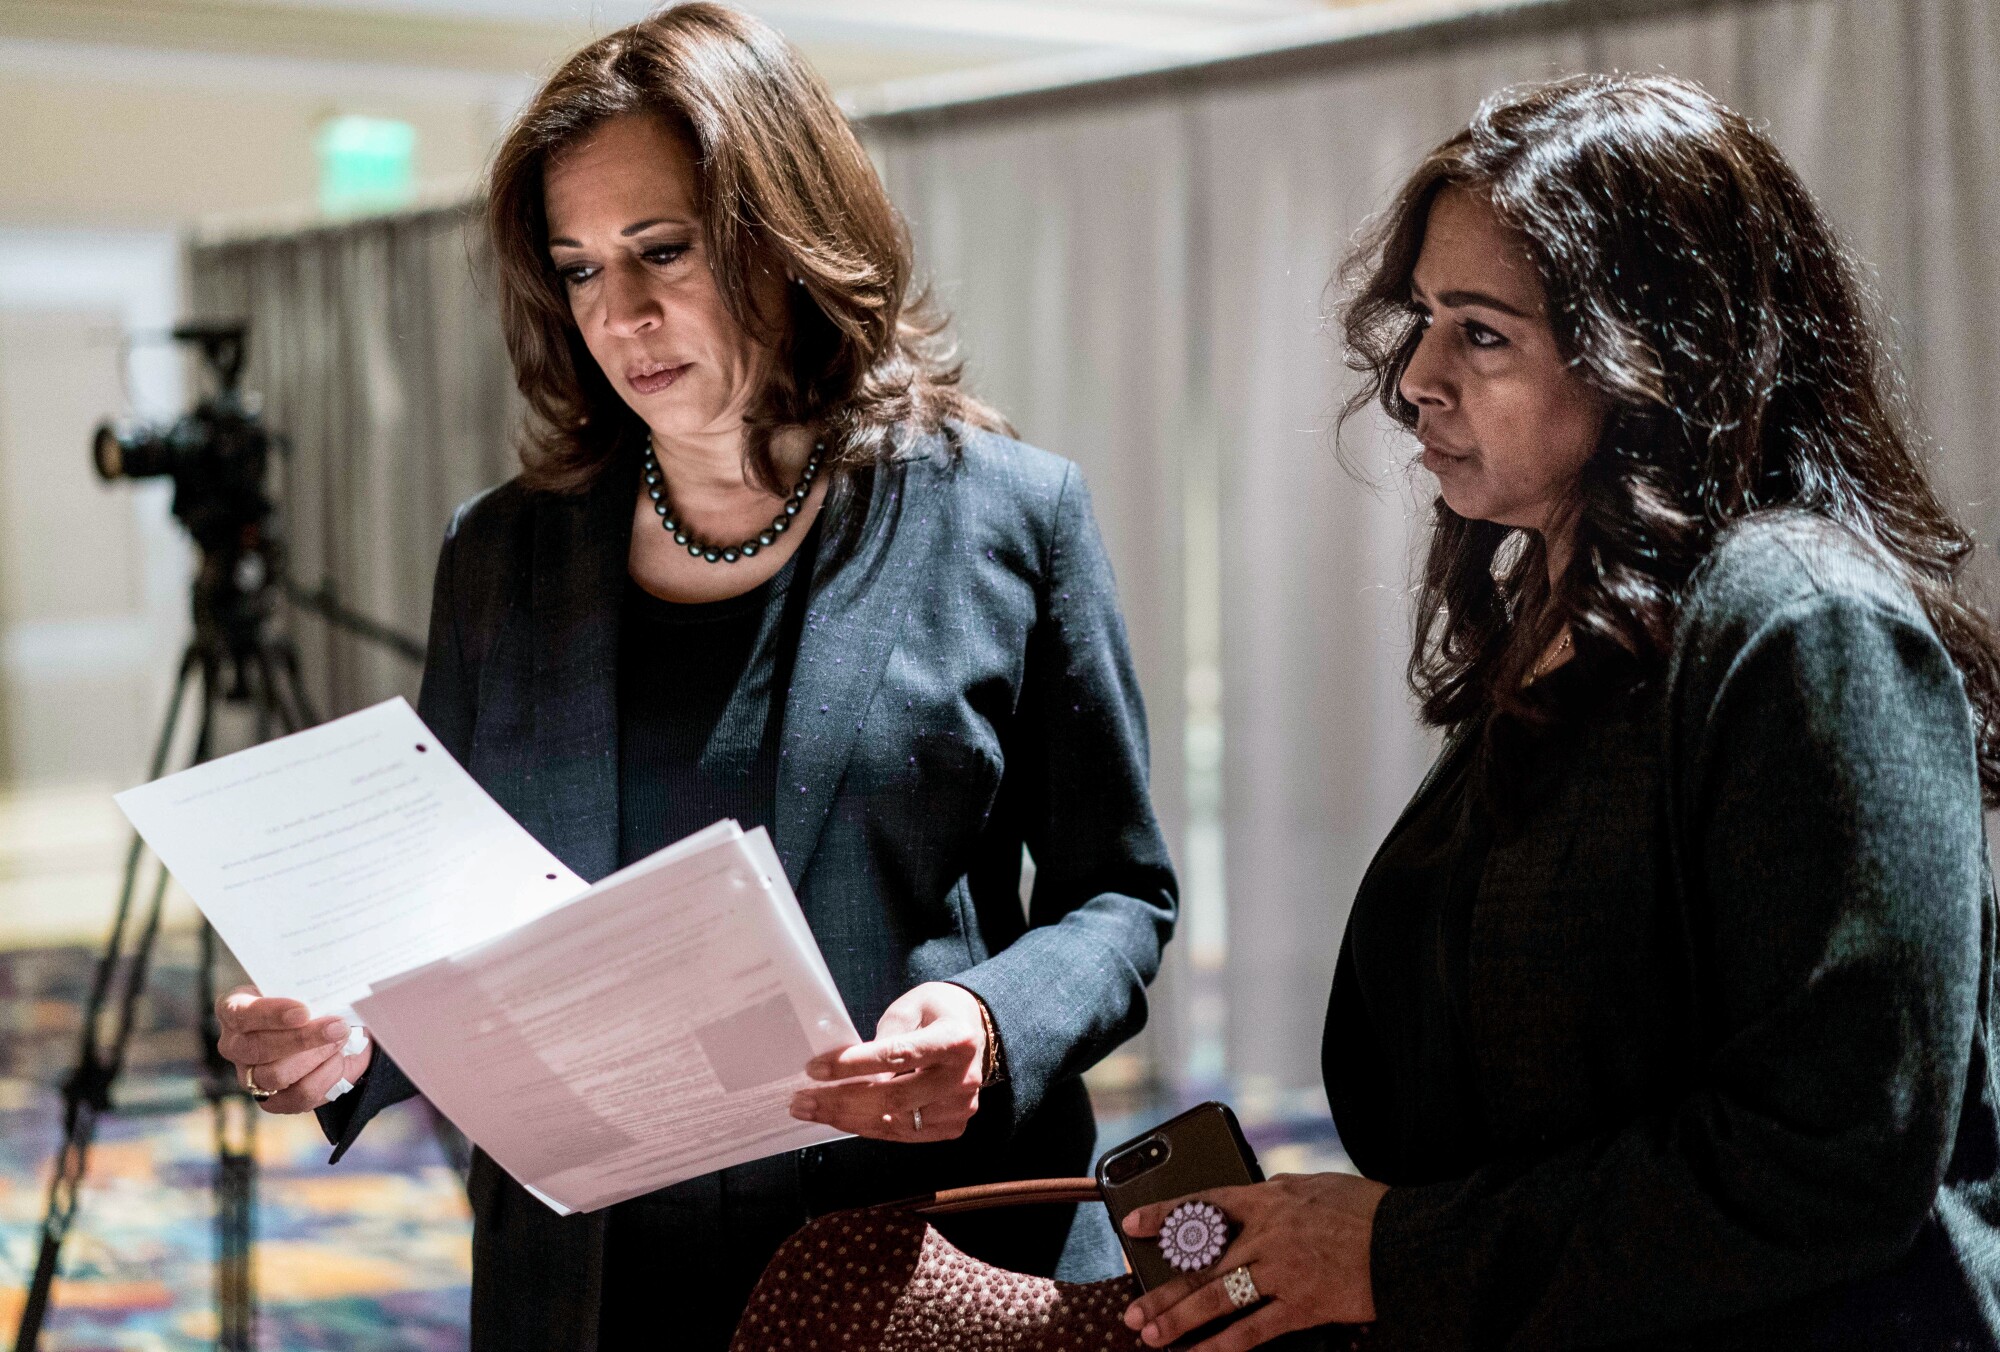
[0,276,197,943]
[0,2,1414,233]
[0,291,188,790]
[0,72,506,231]
[0,16,1030,233]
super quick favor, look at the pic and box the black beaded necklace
[641,437,822,564]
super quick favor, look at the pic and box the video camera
[92,322,282,656]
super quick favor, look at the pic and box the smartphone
[1096,1101,1264,1294]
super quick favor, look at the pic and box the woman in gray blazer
[210,7,1176,1349]
[1121,75,2000,1350]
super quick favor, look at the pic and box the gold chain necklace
[1531,630,1574,683]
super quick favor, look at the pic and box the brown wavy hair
[1339,72,2000,800]
[486,2,1005,499]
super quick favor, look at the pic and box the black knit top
[615,574,781,866]
[601,528,818,1348]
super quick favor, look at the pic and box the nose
[1398,320,1453,413]
[600,258,661,339]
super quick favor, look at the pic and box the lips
[1416,426,1471,457]
[1417,432,1474,475]
[626,360,689,396]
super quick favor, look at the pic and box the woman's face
[1398,186,1607,536]
[543,112,785,445]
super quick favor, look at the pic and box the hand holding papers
[355,819,856,1213]
[115,698,859,1213]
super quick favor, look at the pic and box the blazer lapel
[529,463,633,883]
[774,453,946,890]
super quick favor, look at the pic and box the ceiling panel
[2,0,1371,83]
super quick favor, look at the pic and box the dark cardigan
[318,428,1179,1351]
[1331,512,2000,1350]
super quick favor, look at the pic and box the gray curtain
[188,207,518,721]
[190,0,2000,1111]
[867,99,1202,1093]
[872,0,2000,1107]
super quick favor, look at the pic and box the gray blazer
[1342,513,2000,1349]
[318,428,1178,1349]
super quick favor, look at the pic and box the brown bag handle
[895,1177,1103,1217]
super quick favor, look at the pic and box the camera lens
[91,424,124,480]
[92,421,177,481]
[1101,1134,1173,1186]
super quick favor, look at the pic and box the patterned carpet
[0,936,472,1352]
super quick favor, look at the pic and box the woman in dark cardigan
[208,7,1176,1350]
[1122,74,2000,1350]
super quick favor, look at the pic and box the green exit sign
[317,116,418,217]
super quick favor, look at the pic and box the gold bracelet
[974,996,1004,1087]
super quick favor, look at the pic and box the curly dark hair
[1339,71,2000,801]
[486,2,1006,500]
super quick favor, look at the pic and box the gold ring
[242,1067,277,1101]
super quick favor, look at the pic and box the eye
[555,262,597,288]
[1462,320,1508,349]
[642,243,691,267]
[1408,303,1433,330]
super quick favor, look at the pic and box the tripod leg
[186,638,290,1345]
[97,662,216,1104]
[269,639,319,731]
[250,645,295,737]
[248,653,273,746]
[14,1097,98,1352]
[14,647,204,1352]
[72,646,199,1068]
[175,663,266,1352]
[205,916,257,1352]
[214,1109,256,1352]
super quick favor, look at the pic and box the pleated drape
[188,207,517,721]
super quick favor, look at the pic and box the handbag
[729,1177,1367,1351]
[730,1178,1138,1350]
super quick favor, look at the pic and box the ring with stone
[1223,1264,1260,1309]
[912,1105,924,1132]
[1158,1200,1230,1272]
[241,1066,277,1101]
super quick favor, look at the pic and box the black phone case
[1096,1101,1264,1293]
[1095,1105,1339,1352]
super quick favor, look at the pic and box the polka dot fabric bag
[728,1178,1144,1351]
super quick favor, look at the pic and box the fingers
[1122,1184,1264,1241]
[790,1080,979,1142]
[255,1046,349,1115]
[215,987,347,1069]
[793,984,988,1141]
[218,1012,353,1070]
[1187,1298,1299,1352]
[254,1034,373,1115]
[805,1022,976,1082]
[216,987,310,1033]
[1125,1218,1259,1329]
[803,1063,950,1115]
[1123,1271,1201,1327]
[1128,1260,1267,1348]
[245,1041,341,1097]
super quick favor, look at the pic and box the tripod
[14,618,318,1352]
[11,571,439,1352]
[16,320,438,1352]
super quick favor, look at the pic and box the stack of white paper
[115,697,858,1214]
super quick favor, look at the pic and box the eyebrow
[1410,281,1536,319]
[547,217,694,249]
